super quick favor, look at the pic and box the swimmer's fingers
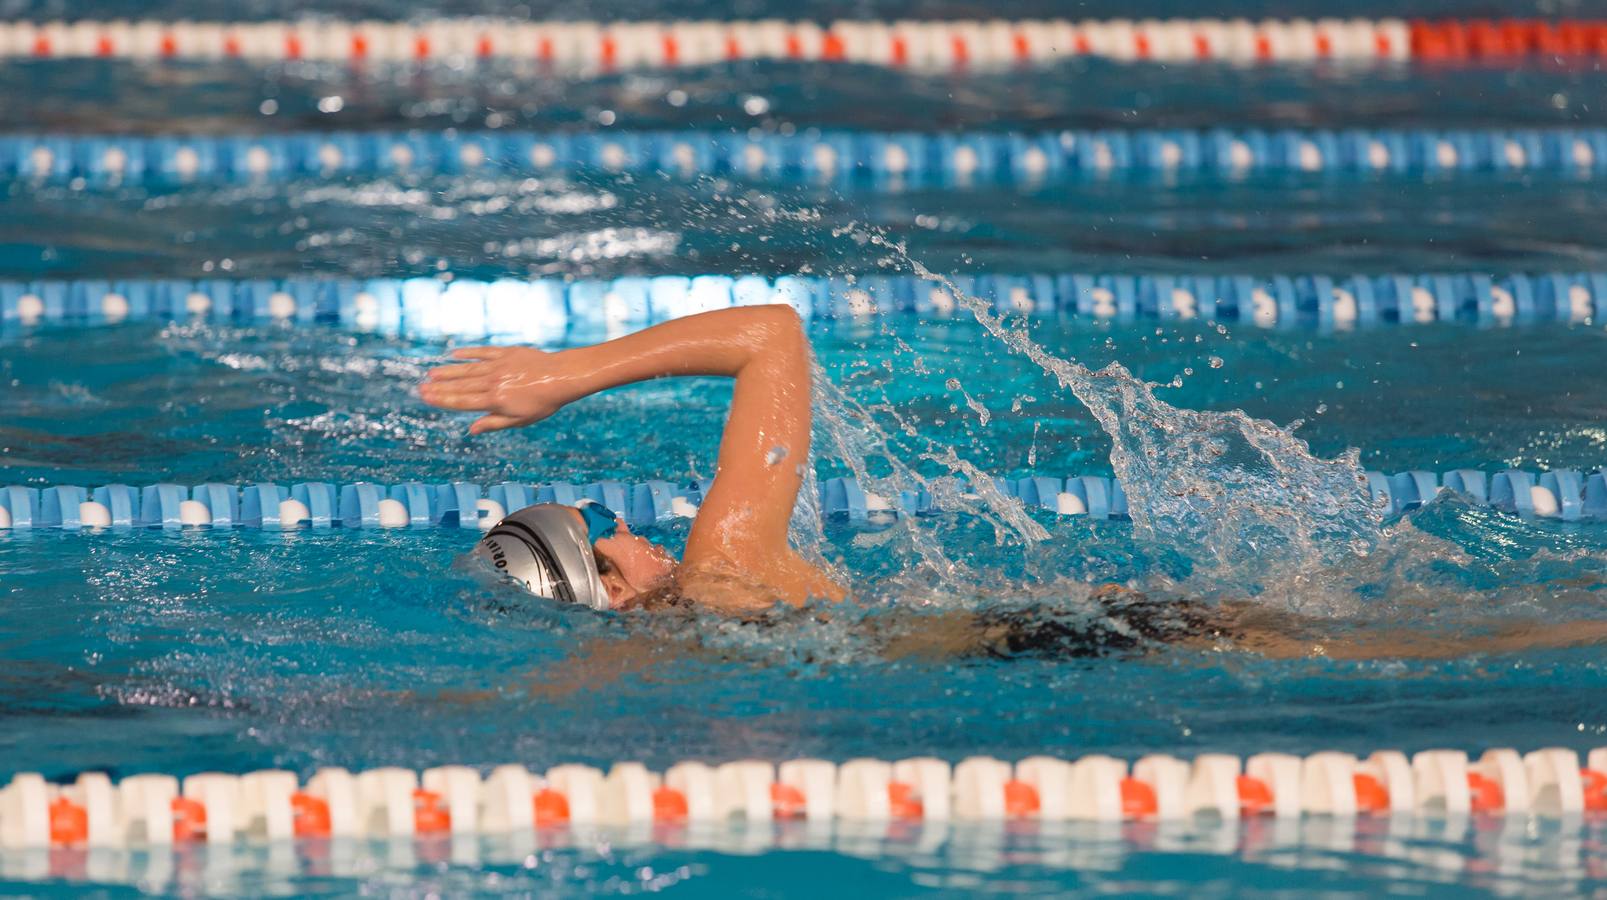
[427,361,491,382]
[419,383,493,410]
[470,414,535,434]
[450,346,512,361]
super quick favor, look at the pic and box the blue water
[4,319,1607,896]
[7,173,1607,282]
[6,0,1607,894]
[4,58,1605,135]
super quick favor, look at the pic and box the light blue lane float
[2,468,1604,532]
[3,271,1605,333]
[2,128,1604,184]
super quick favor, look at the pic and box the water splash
[805,361,1050,596]
[857,233,1384,595]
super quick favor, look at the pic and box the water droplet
[1209,356,1224,369]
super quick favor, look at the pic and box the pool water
[4,317,1607,895]
[5,0,1607,894]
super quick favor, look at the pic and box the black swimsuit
[971,591,1223,658]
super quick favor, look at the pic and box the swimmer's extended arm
[423,306,843,605]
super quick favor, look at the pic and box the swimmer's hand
[421,346,580,434]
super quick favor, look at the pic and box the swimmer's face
[576,510,676,608]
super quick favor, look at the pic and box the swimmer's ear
[598,569,635,608]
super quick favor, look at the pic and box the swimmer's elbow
[744,305,809,366]
[747,304,805,344]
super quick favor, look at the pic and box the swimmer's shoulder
[654,552,844,617]
[668,560,773,617]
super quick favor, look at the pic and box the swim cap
[472,503,609,610]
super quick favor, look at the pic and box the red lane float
[1,17,1596,69]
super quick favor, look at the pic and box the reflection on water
[3,815,1604,897]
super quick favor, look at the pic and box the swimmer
[423,305,1607,667]
[422,305,845,615]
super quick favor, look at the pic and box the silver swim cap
[472,503,609,610]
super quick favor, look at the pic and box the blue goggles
[577,501,620,544]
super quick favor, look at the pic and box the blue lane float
[0,127,1604,185]
[2,467,1604,533]
[2,271,1605,334]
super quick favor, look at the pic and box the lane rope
[4,747,1606,854]
[2,272,1604,333]
[2,466,1603,532]
[3,128,1603,184]
[3,18,1603,68]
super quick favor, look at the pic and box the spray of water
[804,360,1050,591]
[793,225,1386,602]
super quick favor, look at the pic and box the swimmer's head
[472,502,675,610]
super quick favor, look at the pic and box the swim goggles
[577,500,620,544]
